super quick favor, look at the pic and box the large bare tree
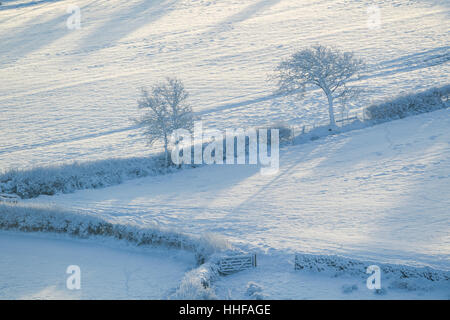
[136,78,193,166]
[275,45,364,128]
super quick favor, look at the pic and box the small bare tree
[136,78,194,166]
[275,45,364,128]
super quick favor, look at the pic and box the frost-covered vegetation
[0,125,285,199]
[295,254,449,282]
[0,201,235,299]
[171,261,220,300]
[257,122,293,143]
[365,84,450,122]
[0,202,227,264]
[1,85,448,200]
[275,45,364,128]
[136,78,194,167]
[292,84,449,144]
[0,155,180,199]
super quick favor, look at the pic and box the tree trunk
[326,93,336,128]
[164,135,169,167]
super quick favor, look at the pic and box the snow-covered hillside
[1,0,449,300]
[32,109,450,271]
[1,0,449,169]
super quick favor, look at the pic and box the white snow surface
[1,0,449,169]
[1,0,449,299]
[0,231,195,299]
[212,254,450,300]
[32,109,450,271]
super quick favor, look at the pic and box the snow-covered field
[31,109,450,271]
[0,0,449,169]
[16,108,449,299]
[0,231,194,299]
[1,0,449,300]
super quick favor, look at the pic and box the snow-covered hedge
[0,202,227,264]
[0,202,236,299]
[365,84,450,121]
[2,85,447,200]
[170,260,220,299]
[295,254,449,282]
[257,121,293,143]
[0,126,286,199]
[0,155,190,199]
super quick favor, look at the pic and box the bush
[0,154,188,199]
[170,262,219,300]
[294,254,449,281]
[0,202,229,264]
[365,84,450,121]
[257,121,293,143]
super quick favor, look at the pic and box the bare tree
[275,45,364,128]
[136,78,194,166]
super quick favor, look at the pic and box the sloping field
[32,109,450,271]
[1,0,449,168]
